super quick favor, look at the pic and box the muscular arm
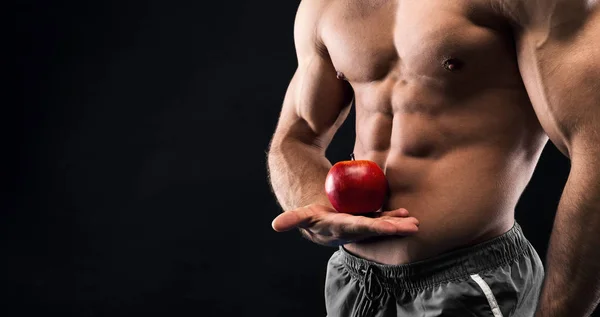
[267,0,353,213]
[503,1,600,315]
[267,1,420,245]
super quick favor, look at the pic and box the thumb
[272,206,319,232]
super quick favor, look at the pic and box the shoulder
[294,0,334,29]
[294,0,335,57]
[491,0,598,30]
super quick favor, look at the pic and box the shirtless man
[267,0,600,316]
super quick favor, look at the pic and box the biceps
[274,55,353,149]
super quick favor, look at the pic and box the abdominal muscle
[343,111,545,265]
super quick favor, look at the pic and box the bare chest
[319,0,517,87]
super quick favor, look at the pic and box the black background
[5,1,595,316]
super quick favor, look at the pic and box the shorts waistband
[338,221,530,291]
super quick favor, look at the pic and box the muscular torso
[320,0,548,264]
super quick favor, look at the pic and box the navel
[442,58,464,72]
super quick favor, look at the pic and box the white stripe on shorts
[470,273,504,317]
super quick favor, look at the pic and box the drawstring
[354,265,384,317]
[364,265,383,302]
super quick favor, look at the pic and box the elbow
[267,136,282,157]
[267,135,298,156]
[266,137,294,165]
[569,128,600,163]
[268,132,327,157]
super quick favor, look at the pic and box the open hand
[271,203,419,246]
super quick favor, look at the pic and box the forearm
[536,159,600,316]
[267,138,334,211]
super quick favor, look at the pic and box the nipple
[442,58,463,71]
[336,71,347,80]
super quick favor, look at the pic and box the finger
[378,208,409,218]
[272,206,319,232]
[348,215,419,237]
[346,214,418,235]
[334,214,402,238]
[379,217,420,234]
[382,216,419,226]
[370,218,408,235]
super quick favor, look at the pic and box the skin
[268,0,600,315]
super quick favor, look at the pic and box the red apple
[325,154,388,214]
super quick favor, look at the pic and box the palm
[272,204,419,246]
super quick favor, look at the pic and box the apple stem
[350,153,355,161]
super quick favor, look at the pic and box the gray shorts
[325,221,545,317]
